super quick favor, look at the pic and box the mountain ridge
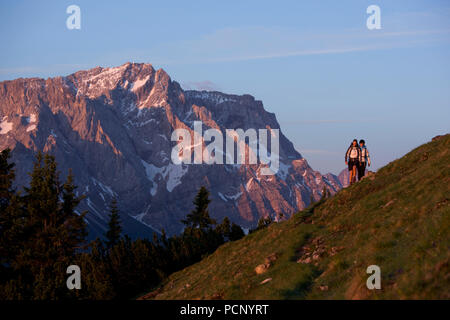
[0,62,341,238]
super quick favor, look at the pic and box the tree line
[0,149,244,300]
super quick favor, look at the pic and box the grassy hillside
[140,135,450,300]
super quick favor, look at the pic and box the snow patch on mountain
[78,64,129,98]
[141,160,188,194]
[86,197,105,221]
[226,191,243,200]
[131,75,150,92]
[165,163,188,192]
[133,211,162,234]
[91,177,116,197]
[23,114,37,124]
[185,91,237,105]
[276,162,291,180]
[0,118,13,134]
[141,160,164,196]
[218,192,228,202]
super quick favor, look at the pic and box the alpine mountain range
[0,62,343,239]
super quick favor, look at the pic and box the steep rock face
[0,62,341,237]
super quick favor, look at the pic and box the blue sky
[1,0,449,174]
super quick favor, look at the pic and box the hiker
[345,139,361,186]
[358,139,371,181]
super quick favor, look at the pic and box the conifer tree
[61,170,87,252]
[256,215,273,230]
[0,148,15,211]
[105,197,122,248]
[0,148,18,292]
[0,152,87,299]
[229,223,245,241]
[216,217,231,240]
[182,186,216,229]
[76,238,115,299]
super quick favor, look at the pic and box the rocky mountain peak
[0,62,342,238]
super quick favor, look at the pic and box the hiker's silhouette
[345,139,361,185]
[358,139,371,181]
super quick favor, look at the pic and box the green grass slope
[140,135,450,300]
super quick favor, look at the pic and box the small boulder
[302,257,312,264]
[260,278,272,285]
[382,199,396,208]
[432,135,443,142]
[256,253,278,274]
[255,263,269,274]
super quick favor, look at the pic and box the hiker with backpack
[345,139,361,186]
[358,139,371,181]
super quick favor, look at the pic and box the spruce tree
[229,223,245,241]
[76,239,115,299]
[0,149,15,251]
[257,216,273,230]
[182,186,216,229]
[0,148,19,293]
[105,197,122,248]
[61,170,87,252]
[0,148,15,211]
[10,152,88,299]
[216,217,231,240]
